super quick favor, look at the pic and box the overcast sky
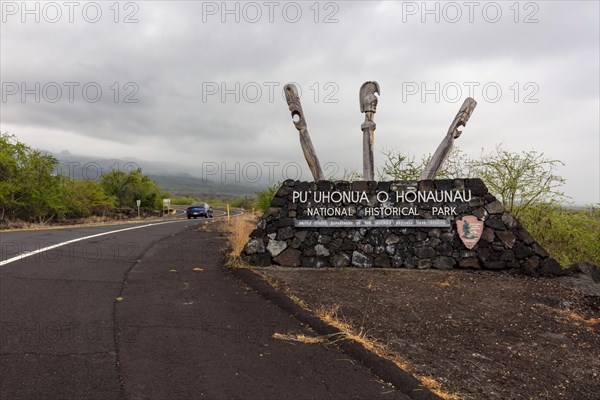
[1,1,599,204]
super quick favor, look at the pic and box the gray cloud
[1,0,598,204]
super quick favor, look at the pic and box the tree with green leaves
[378,147,471,181]
[471,145,567,216]
[100,168,165,210]
[0,133,65,222]
[378,145,567,216]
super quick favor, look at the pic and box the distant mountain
[52,151,261,199]
[148,173,258,199]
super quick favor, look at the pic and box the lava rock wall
[241,179,561,276]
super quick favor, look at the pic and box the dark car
[186,203,213,219]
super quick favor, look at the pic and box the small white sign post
[162,199,171,216]
[136,199,141,219]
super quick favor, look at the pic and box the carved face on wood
[363,93,378,114]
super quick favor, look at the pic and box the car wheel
[187,216,191,219]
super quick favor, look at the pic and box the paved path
[1,219,408,399]
[117,226,405,399]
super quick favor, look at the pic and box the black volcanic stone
[404,257,417,269]
[485,200,505,214]
[328,238,343,252]
[477,247,491,261]
[277,226,295,240]
[513,242,534,259]
[440,232,454,243]
[352,181,369,191]
[273,248,302,267]
[390,256,404,268]
[416,231,428,241]
[459,258,480,268]
[521,256,540,276]
[318,235,332,245]
[434,179,454,190]
[377,182,390,191]
[465,179,488,196]
[415,247,436,259]
[531,242,550,258]
[305,232,318,247]
[481,228,495,242]
[341,239,356,251]
[276,217,294,227]
[270,197,286,207]
[483,260,506,270]
[335,181,351,191]
[275,185,294,197]
[501,213,519,229]
[433,256,456,270]
[249,229,264,239]
[295,181,309,190]
[330,252,351,267]
[484,193,497,202]
[374,254,391,268]
[418,180,435,192]
[516,228,535,245]
[294,230,308,241]
[540,258,563,276]
[472,207,488,220]
[436,242,453,256]
[351,251,373,268]
[366,230,385,247]
[500,250,515,261]
[485,218,506,231]
[245,252,272,267]
[317,180,332,191]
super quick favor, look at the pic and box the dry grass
[315,304,463,400]
[219,213,256,265]
[555,308,600,331]
[272,332,324,344]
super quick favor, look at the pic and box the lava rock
[273,248,302,267]
[267,240,287,257]
[351,251,373,268]
[244,239,265,255]
[433,256,456,270]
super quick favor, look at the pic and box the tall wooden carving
[284,83,325,181]
[359,81,380,181]
[420,98,477,180]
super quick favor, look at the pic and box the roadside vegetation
[1,133,169,226]
[218,212,256,266]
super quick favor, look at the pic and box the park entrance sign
[241,81,560,275]
[241,178,560,275]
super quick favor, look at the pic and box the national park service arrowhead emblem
[456,215,484,249]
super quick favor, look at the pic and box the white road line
[0,212,240,267]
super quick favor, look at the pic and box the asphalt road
[1,212,407,399]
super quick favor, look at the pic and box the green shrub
[518,203,600,266]
[230,196,255,210]
[255,183,280,211]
